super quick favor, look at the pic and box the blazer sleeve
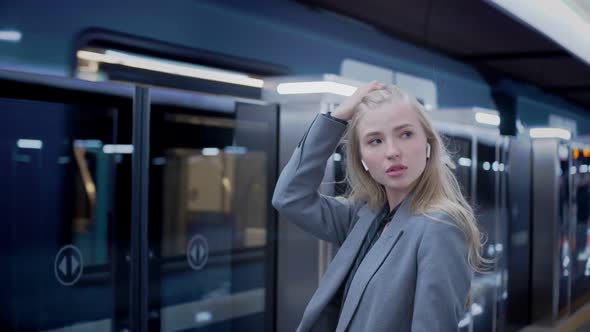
[271,113,358,245]
[411,218,473,332]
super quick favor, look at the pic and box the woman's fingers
[333,81,386,120]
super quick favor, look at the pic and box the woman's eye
[369,139,381,145]
[401,131,413,138]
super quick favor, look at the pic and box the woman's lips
[386,165,407,177]
[386,168,406,177]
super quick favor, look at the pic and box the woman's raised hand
[331,80,385,121]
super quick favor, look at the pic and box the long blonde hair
[341,85,490,274]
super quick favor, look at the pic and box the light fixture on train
[76,50,264,88]
[276,81,357,96]
[528,127,572,140]
[16,139,42,149]
[0,30,22,43]
[103,144,134,154]
[474,111,501,126]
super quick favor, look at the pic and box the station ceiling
[298,0,590,111]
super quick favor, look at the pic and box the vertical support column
[131,86,150,332]
[531,138,560,324]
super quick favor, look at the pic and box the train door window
[472,141,499,332]
[147,88,278,332]
[571,146,590,312]
[441,134,472,200]
[0,89,133,331]
[557,143,572,317]
[494,137,509,330]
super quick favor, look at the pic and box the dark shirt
[337,202,399,314]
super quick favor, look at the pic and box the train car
[2,1,590,331]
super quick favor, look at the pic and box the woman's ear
[426,143,431,159]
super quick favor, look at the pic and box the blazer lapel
[297,204,378,331]
[336,194,414,332]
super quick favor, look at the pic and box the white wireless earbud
[426,143,431,159]
[361,160,369,171]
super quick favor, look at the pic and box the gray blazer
[272,113,472,332]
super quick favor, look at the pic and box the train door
[0,76,134,331]
[438,130,474,332]
[571,144,590,313]
[505,134,533,330]
[433,115,509,332]
[530,138,573,324]
[472,134,510,332]
[146,87,279,332]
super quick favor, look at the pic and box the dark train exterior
[1,1,590,331]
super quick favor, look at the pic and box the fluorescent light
[0,30,22,42]
[333,153,342,162]
[529,128,572,140]
[76,50,264,88]
[458,157,472,167]
[276,81,357,96]
[483,161,491,171]
[103,144,133,154]
[492,161,499,172]
[202,148,220,156]
[475,112,500,126]
[487,0,590,66]
[581,165,589,173]
[571,166,577,175]
[17,139,42,149]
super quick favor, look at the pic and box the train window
[441,134,472,200]
[570,147,590,313]
[472,141,498,332]
[147,89,278,331]
[0,93,133,331]
[557,143,572,317]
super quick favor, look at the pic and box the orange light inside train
[584,148,590,158]
[573,148,580,159]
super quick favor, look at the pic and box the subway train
[1,1,590,332]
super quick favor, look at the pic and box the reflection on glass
[558,143,572,317]
[149,98,277,331]
[570,146,590,312]
[472,142,498,332]
[441,135,472,200]
[0,98,131,331]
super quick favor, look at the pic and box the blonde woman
[272,81,485,331]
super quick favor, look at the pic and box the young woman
[272,81,485,331]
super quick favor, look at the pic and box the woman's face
[357,101,428,195]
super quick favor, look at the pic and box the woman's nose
[385,141,401,159]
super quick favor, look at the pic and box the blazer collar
[336,193,414,332]
[298,193,414,332]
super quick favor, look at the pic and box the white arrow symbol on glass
[58,255,80,276]
[191,244,206,263]
[59,256,68,275]
[71,255,79,274]
[198,244,205,261]
[191,246,197,262]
